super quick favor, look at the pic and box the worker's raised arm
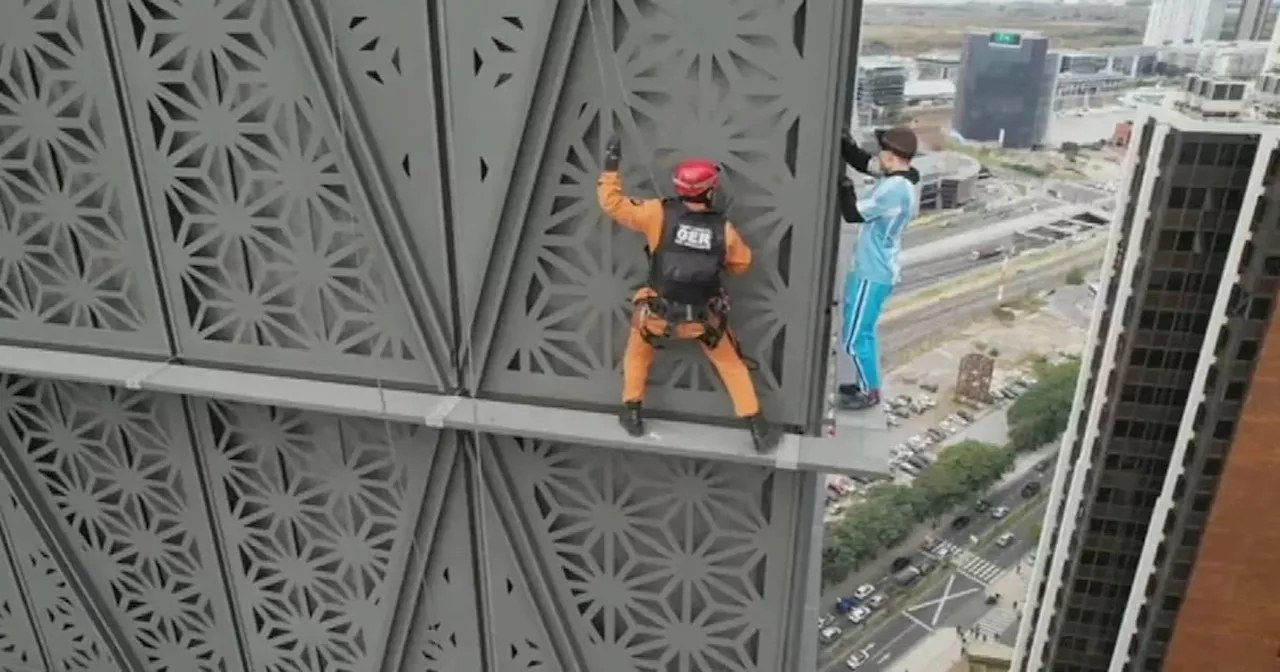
[841,130,878,176]
[723,222,752,276]
[596,137,663,242]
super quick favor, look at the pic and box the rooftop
[915,150,982,182]
[905,79,956,98]
[918,50,961,63]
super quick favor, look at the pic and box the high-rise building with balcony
[1011,104,1280,671]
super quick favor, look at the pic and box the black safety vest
[648,200,727,306]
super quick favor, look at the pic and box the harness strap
[635,293,728,348]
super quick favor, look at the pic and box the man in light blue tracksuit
[835,127,920,410]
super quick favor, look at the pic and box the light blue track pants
[841,276,893,392]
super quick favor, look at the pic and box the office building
[854,56,909,126]
[1231,0,1273,41]
[918,51,962,81]
[953,31,1054,148]
[1144,0,1229,46]
[1011,103,1280,671]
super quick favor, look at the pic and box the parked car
[1035,459,1052,473]
[893,566,923,587]
[1022,481,1043,498]
[991,506,1010,520]
[845,649,870,669]
[957,409,975,422]
[952,515,972,529]
[853,583,876,600]
[847,606,871,624]
[819,614,836,629]
[918,558,938,574]
[996,532,1016,548]
[920,382,939,393]
[820,625,843,645]
[890,556,913,572]
[974,499,992,513]
[866,594,887,610]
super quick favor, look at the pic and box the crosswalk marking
[957,554,1004,584]
[928,541,1006,585]
[975,606,1018,637]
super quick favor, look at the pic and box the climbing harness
[583,0,758,375]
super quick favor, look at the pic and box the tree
[822,484,921,583]
[913,441,1015,516]
[1007,360,1081,452]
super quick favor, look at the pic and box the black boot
[838,389,881,411]
[619,401,645,437]
[746,414,782,453]
[838,383,861,397]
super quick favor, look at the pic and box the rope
[583,0,662,194]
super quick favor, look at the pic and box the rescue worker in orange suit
[596,137,781,453]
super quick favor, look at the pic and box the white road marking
[931,574,955,626]
[901,610,935,633]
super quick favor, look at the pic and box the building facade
[0,1,869,671]
[1144,0,1229,46]
[953,31,1054,149]
[1231,0,1273,41]
[1011,106,1280,671]
[855,56,910,126]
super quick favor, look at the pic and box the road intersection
[820,497,1047,671]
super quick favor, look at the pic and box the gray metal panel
[440,0,558,325]
[186,397,435,672]
[0,375,243,671]
[0,1,169,356]
[101,0,446,388]
[0,377,830,670]
[471,0,853,428]
[295,1,459,387]
[487,433,808,671]
[0,471,120,671]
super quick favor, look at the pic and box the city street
[820,498,1048,672]
[821,412,1045,606]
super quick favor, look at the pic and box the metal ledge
[0,345,892,476]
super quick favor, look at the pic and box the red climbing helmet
[672,159,720,198]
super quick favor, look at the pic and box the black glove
[837,176,861,223]
[604,136,622,172]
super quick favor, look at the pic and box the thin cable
[584,0,662,194]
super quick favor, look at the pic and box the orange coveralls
[596,170,761,418]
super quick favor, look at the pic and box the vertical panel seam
[377,435,460,672]
[92,0,180,356]
[177,396,254,672]
[281,0,453,388]
[479,442,591,672]
[465,0,588,380]
[0,383,146,672]
[0,480,55,672]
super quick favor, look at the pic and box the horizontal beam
[0,345,891,477]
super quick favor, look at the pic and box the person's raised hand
[604,136,622,171]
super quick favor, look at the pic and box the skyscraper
[1144,0,1229,45]
[953,31,1054,149]
[1011,106,1280,671]
[1232,0,1273,41]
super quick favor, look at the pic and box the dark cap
[875,127,918,160]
